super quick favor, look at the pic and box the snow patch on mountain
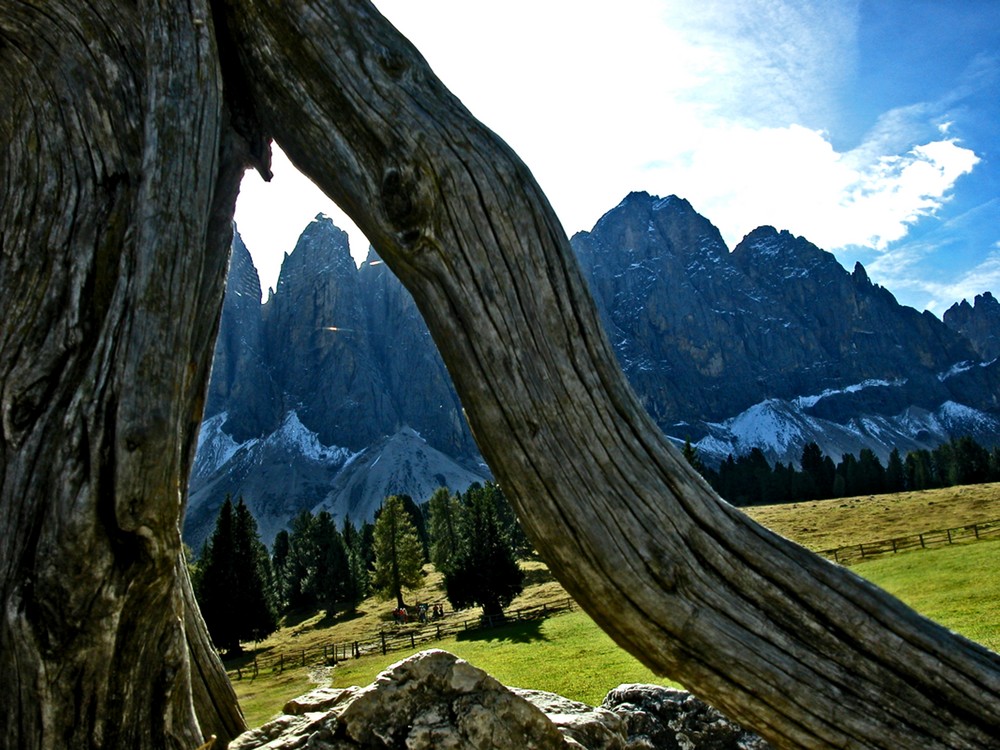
[793,379,905,409]
[939,361,976,381]
[693,397,999,468]
[267,411,357,464]
[193,413,249,479]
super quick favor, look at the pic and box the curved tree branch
[216,1,1000,746]
[2,0,997,748]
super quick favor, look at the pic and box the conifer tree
[427,487,463,574]
[372,495,426,608]
[341,517,369,606]
[885,448,905,493]
[444,484,524,620]
[195,497,277,653]
[306,511,351,610]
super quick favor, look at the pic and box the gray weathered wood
[0,2,245,748]
[2,0,998,748]
[216,1,1000,747]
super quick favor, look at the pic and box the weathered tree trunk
[213,2,1000,747]
[2,0,999,749]
[0,2,246,748]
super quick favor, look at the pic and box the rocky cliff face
[204,233,281,442]
[189,198,1000,548]
[944,291,1000,361]
[187,216,484,550]
[571,192,1000,463]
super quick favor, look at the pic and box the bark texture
[0,2,245,748]
[216,1,1000,747]
[2,0,999,749]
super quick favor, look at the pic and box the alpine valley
[185,192,1000,549]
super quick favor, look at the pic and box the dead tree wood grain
[1,0,998,748]
[0,2,246,748]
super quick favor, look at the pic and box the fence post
[859,543,866,558]
[833,549,840,564]
[919,533,925,548]
[947,528,953,544]
[279,654,284,673]
[974,524,980,539]
[253,656,258,677]
[354,641,359,658]
[381,631,387,655]
[891,539,897,553]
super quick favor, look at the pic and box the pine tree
[885,448,905,493]
[444,484,524,620]
[281,510,316,611]
[232,499,279,642]
[800,442,834,499]
[195,496,277,653]
[341,517,369,607]
[372,495,426,608]
[427,487,462,574]
[271,529,291,609]
[305,510,351,611]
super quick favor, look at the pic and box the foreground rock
[230,650,768,749]
[603,684,770,749]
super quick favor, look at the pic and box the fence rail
[226,597,576,680]
[819,518,1000,565]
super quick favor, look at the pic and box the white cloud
[233,0,983,301]
[640,124,979,252]
[919,250,1000,312]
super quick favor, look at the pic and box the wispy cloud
[919,250,1000,312]
[236,0,992,307]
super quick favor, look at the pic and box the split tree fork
[1,2,997,748]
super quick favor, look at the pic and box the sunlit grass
[324,609,676,708]
[853,537,1000,653]
[231,483,1000,728]
[744,482,1000,551]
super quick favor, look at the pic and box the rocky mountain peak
[944,291,1000,360]
[271,214,355,295]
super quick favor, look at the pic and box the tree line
[191,482,528,654]
[684,434,1000,507]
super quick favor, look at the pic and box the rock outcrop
[229,650,767,750]
[944,291,1000,361]
[189,196,1000,547]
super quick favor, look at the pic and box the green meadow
[232,483,1000,728]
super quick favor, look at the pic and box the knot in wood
[375,44,408,79]
[646,552,679,593]
[380,165,431,248]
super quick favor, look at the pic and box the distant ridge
[187,195,1000,548]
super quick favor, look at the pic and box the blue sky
[234,0,1000,315]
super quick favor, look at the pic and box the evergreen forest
[192,483,528,654]
[687,434,1000,506]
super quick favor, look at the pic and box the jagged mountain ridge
[571,192,999,463]
[187,197,999,548]
[944,291,1000,361]
[187,216,485,550]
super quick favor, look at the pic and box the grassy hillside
[743,481,1000,551]
[230,482,1000,728]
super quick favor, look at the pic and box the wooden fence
[819,518,1000,565]
[226,597,576,679]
